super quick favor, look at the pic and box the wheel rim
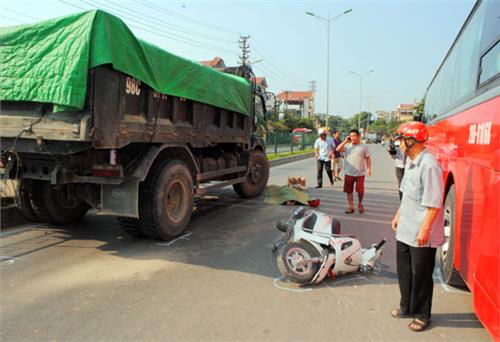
[285,247,312,275]
[249,161,263,184]
[165,180,188,224]
[441,201,452,263]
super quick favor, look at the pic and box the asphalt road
[0,145,489,341]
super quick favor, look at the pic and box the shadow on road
[430,312,484,329]
[1,187,401,287]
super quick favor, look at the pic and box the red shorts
[343,175,365,194]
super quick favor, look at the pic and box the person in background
[314,128,335,188]
[336,129,371,213]
[331,130,343,181]
[388,137,406,200]
[390,121,444,332]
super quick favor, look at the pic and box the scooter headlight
[276,219,293,233]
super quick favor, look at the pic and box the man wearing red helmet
[390,121,445,332]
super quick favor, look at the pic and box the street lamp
[306,8,352,129]
[349,69,374,130]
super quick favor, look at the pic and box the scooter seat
[331,234,357,239]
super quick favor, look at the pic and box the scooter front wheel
[281,241,320,283]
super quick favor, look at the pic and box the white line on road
[0,256,17,265]
[156,232,193,246]
[273,276,314,293]
[0,223,47,238]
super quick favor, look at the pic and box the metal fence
[265,131,316,154]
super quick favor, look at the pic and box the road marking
[0,223,46,238]
[156,232,193,246]
[433,268,471,295]
[327,274,375,287]
[272,276,314,293]
[0,256,17,265]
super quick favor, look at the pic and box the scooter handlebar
[374,239,386,250]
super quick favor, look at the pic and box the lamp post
[306,9,352,129]
[363,94,376,130]
[349,69,374,130]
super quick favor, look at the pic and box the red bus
[423,0,499,339]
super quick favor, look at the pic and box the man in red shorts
[336,129,371,213]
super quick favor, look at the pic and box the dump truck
[0,10,270,240]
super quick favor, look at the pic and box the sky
[0,0,476,118]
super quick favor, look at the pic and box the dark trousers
[396,240,436,320]
[395,167,405,201]
[317,160,334,187]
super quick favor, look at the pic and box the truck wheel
[30,181,90,224]
[16,179,40,222]
[139,160,194,240]
[436,185,466,287]
[116,217,145,238]
[281,241,320,284]
[233,150,269,198]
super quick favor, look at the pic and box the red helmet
[308,199,321,207]
[395,121,428,143]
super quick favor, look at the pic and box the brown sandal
[409,318,429,332]
[391,308,411,318]
[345,208,355,214]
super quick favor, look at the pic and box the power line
[0,14,26,24]
[252,40,305,84]
[136,0,243,36]
[58,0,89,12]
[91,0,236,45]
[81,0,237,51]
[0,6,41,21]
[253,64,302,88]
[72,0,239,56]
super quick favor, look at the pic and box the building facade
[276,91,315,118]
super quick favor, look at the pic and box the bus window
[479,41,499,86]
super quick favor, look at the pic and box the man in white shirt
[314,128,335,188]
[336,129,371,213]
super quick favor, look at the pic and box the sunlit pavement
[0,145,489,341]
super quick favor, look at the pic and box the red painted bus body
[423,0,499,338]
[426,96,499,339]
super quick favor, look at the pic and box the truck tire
[16,179,40,222]
[116,217,145,238]
[139,160,194,240]
[436,185,466,287]
[30,181,90,224]
[233,150,269,198]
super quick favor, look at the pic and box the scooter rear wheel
[281,241,320,284]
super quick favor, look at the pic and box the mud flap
[101,177,140,217]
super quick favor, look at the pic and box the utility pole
[308,80,317,119]
[239,35,250,78]
[349,69,374,130]
[308,80,317,94]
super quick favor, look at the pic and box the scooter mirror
[276,219,292,233]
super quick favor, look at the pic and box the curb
[269,152,315,167]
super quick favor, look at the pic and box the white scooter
[272,207,386,285]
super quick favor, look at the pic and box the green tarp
[0,10,252,115]
[263,185,312,206]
